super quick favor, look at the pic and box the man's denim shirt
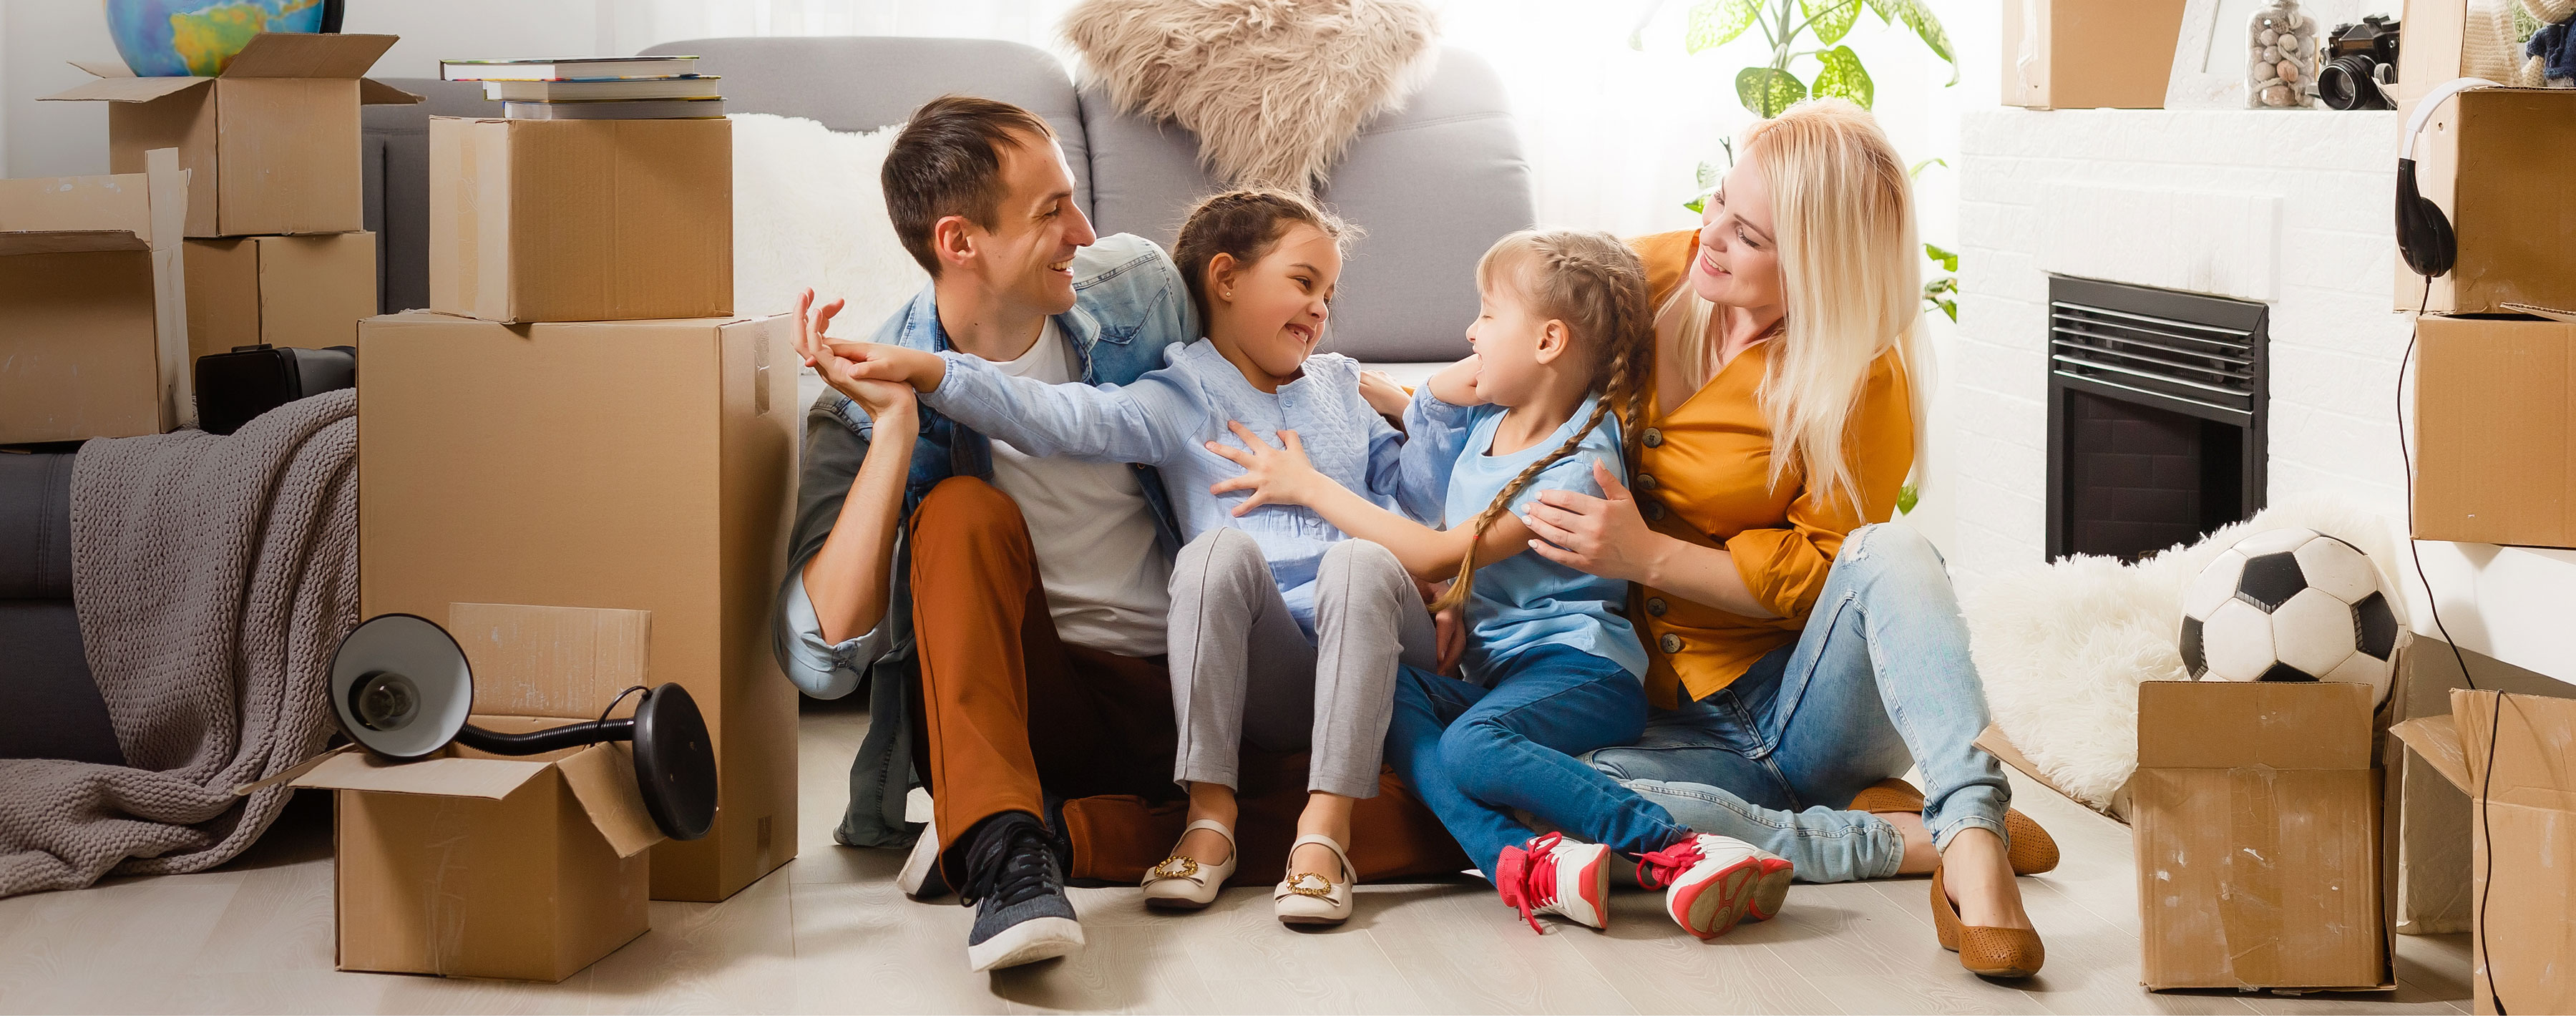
[771,233,1195,846]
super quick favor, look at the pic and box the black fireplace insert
[2045,276,2268,562]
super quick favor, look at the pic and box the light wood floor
[0,699,2476,1015]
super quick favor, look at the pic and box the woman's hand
[1204,420,1329,516]
[1357,370,1411,421]
[1521,460,1672,585]
[796,288,917,424]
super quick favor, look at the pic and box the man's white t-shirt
[981,318,1171,658]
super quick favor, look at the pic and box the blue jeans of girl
[1582,522,2010,884]
[1388,643,1692,876]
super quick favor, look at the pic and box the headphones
[2396,77,2500,278]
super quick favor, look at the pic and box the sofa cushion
[641,37,1090,214]
[1083,47,1531,363]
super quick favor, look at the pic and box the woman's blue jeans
[1387,643,1692,877]
[1583,522,2010,883]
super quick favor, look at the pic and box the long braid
[1429,231,1656,615]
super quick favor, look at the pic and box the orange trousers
[908,477,1468,886]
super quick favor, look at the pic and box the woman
[1516,99,2051,979]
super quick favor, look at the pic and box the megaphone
[327,613,718,841]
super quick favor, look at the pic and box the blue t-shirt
[1444,399,1649,683]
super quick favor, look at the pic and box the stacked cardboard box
[359,106,792,904]
[1999,0,2189,109]
[2393,690,2576,1015]
[42,33,410,369]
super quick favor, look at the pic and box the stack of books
[439,55,723,119]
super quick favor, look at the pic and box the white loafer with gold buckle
[1274,833,1356,927]
[1141,819,1236,909]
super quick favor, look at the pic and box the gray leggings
[1167,529,1438,798]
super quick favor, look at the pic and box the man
[777,95,1467,974]
[775,95,1189,972]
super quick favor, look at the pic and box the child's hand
[1426,354,1490,407]
[824,339,947,394]
[1357,370,1410,420]
[1204,420,1327,516]
[796,288,917,422]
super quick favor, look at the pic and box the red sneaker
[1493,832,1611,934]
[1635,834,1794,939]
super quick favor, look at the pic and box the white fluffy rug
[1962,494,2415,811]
[730,113,927,331]
[1063,0,1439,191]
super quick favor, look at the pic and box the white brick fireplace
[1948,107,2410,587]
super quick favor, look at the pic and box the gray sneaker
[959,812,1083,972]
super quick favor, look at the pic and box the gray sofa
[361,36,1534,365]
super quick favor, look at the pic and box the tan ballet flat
[1929,864,2044,979]
[1848,778,2060,876]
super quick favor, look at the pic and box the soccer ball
[2177,527,2406,703]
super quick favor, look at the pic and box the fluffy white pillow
[731,113,927,333]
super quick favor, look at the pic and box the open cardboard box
[2391,690,2576,1015]
[40,33,419,238]
[290,728,661,982]
[2130,680,2393,992]
[0,148,192,444]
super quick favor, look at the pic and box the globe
[106,0,327,78]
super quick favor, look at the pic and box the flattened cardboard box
[2410,316,2576,549]
[429,117,732,323]
[2392,690,2576,1016]
[40,33,419,238]
[358,311,796,902]
[184,232,376,361]
[0,148,192,444]
[291,728,663,982]
[2391,88,2576,317]
[2132,680,2393,992]
[2001,0,2187,109]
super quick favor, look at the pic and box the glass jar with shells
[2248,0,2319,108]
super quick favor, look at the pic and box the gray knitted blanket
[0,390,357,897]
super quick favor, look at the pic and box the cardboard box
[357,311,796,901]
[2392,690,2576,1015]
[39,34,419,238]
[2132,680,2391,992]
[2391,88,2576,317]
[2410,315,2576,548]
[429,117,732,324]
[293,728,660,982]
[183,232,376,361]
[2001,0,2187,109]
[0,148,192,444]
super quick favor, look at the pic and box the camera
[2318,16,2399,110]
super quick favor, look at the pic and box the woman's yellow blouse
[1626,230,1916,708]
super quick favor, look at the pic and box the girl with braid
[1208,230,1795,941]
[833,188,1450,928]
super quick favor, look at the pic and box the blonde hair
[1659,98,1928,511]
[1431,230,1655,615]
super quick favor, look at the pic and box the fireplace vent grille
[2049,292,2261,422]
